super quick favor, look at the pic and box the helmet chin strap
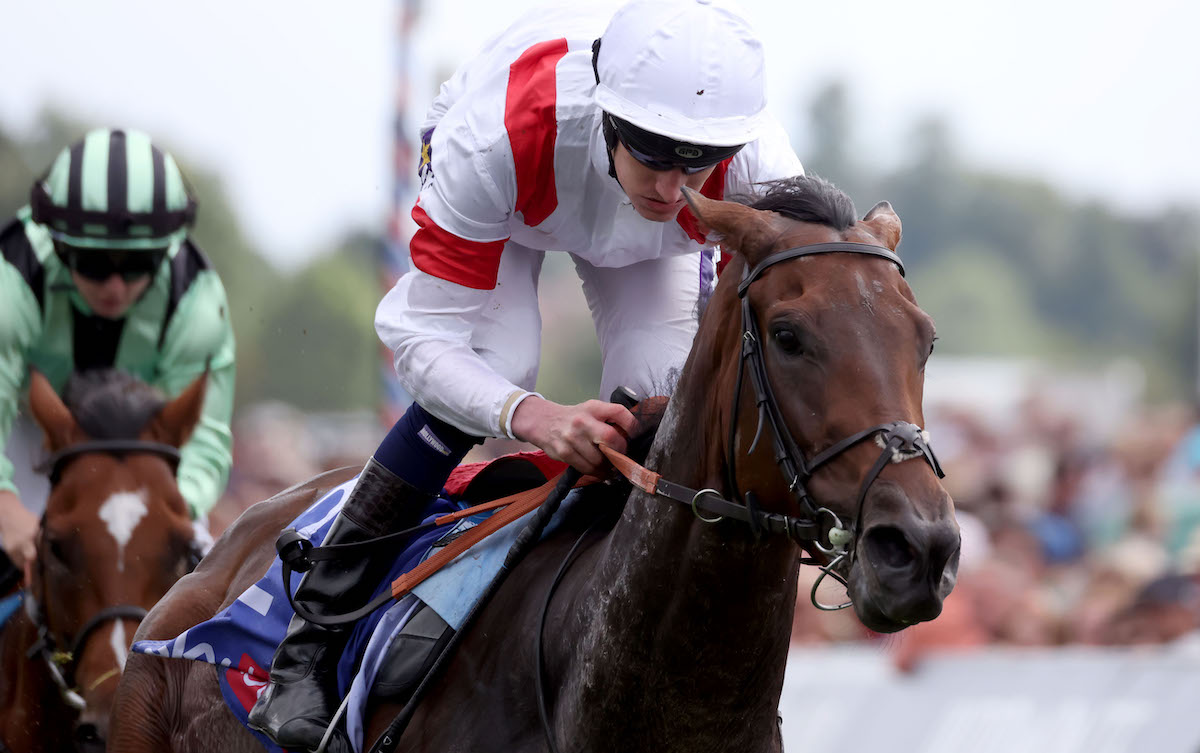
[592,38,622,185]
[602,113,621,184]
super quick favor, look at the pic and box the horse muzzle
[845,485,960,633]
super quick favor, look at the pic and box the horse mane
[742,174,857,230]
[62,369,166,440]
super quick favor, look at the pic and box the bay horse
[0,369,206,752]
[112,176,959,753]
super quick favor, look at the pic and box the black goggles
[56,243,166,283]
[608,114,743,174]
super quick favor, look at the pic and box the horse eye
[920,336,938,369]
[772,327,802,355]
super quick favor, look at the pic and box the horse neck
[564,290,797,747]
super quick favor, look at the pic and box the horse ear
[146,372,208,448]
[28,370,85,452]
[682,187,784,263]
[863,201,902,251]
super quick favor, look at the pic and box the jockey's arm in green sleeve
[155,266,236,520]
[0,252,43,498]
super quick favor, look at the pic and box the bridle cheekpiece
[728,241,943,608]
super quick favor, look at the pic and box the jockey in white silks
[248,1,804,750]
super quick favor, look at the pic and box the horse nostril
[864,526,916,571]
[75,722,104,746]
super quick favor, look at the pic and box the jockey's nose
[654,168,688,202]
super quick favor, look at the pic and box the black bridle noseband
[27,438,183,710]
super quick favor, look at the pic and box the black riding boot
[247,458,432,751]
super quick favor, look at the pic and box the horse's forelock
[63,369,166,440]
[743,175,857,231]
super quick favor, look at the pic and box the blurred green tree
[799,84,1199,399]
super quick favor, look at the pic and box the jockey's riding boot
[247,457,433,751]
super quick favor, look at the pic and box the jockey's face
[71,268,153,319]
[613,143,717,222]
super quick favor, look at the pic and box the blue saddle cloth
[131,473,583,752]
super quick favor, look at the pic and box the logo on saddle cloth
[225,653,270,712]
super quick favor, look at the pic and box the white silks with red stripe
[376,1,803,440]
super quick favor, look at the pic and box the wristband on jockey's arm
[500,390,543,440]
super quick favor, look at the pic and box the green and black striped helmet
[30,128,196,250]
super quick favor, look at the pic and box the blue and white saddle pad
[132,474,582,753]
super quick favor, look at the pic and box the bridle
[598,242,945,609]
[534,240,948,753]
[34,439,181,486]
[23,595,148,711]
[27,438,185,710]
[725,241,944,608]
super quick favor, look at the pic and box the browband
[738,242,904,297]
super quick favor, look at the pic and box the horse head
[26,369,205,750]
[686,177,959,633]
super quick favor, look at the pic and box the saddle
[359,395,669,744]
[131,396,669,753]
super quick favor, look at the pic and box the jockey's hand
[0,490,38,582]
[510,396,638,476]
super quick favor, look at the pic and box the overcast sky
[2,0,1196,267]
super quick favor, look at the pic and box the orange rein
[387,446,656,601]
[388,472,590,599]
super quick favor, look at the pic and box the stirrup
[313,693,354,753]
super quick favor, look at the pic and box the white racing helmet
[594,0,767,148]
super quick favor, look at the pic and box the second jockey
[249,0,804,748]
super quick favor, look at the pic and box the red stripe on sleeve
[676,158,733,245]
[505,38,569,227]
[409,204,508,290]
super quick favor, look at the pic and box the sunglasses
[620,139,722,175]
[58,245,165,283]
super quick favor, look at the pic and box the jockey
[249,0,803,748]
[0,129,236,581]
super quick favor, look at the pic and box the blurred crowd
[793,389,1200,664]
[211,378,1200,665]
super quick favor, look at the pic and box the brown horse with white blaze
[113,175,958,752]
[0,369,205,752]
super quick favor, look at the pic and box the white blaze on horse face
[110,620,128,670]
[98,489,149,573]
